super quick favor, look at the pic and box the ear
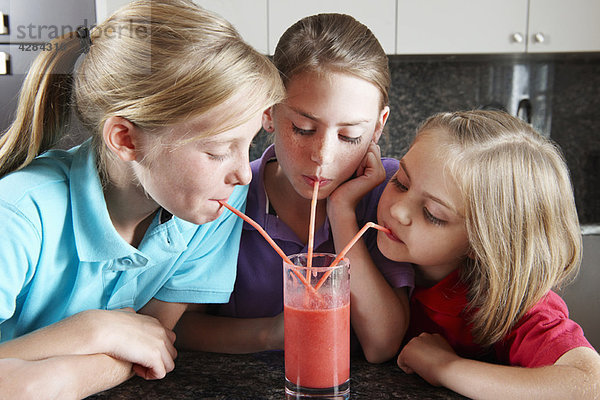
[262,106,275,133]
[102,116,139,162]
[373,106,390,144]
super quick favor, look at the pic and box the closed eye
[339,135,362,145]
[423,207,446,226]
[292,123,314,135]
[391,176,408,192]
[207,153,228,161]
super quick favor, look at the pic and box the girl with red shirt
[376,110,600,399]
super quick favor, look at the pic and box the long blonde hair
[419,110,582,346]
[0,0,284,178]
[273,13,390,110]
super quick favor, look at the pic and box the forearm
[439,348,600,400]
[0,310,105,361]
[329,208,408,363]
[0,354,132,399]
[1,306,178,381]
[175,311,282,354]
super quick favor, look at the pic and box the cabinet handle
[0,12,8,35]
[0,52,9,75]
[511,33,524,43]
[533,32,546,44]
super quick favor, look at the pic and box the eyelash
[424,208,446,226]
[391,176,408,191]
[291,123,362,145]
[208,153,228,161]
[390,177,447,226]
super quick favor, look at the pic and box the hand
[84,308,177,380]
[397,333,460,386]
[328,142,386,212]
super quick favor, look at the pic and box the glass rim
[284,252,349,270]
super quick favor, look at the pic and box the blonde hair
[273,13,390,110]
[419,110,582,347]
[0,0,284,178]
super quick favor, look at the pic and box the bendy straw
[313,222,392,290]
[217,200,313,290]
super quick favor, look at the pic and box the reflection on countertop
[89,351,467,399]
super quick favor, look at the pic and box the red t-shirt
[407,269,595,367]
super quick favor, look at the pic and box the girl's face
[134,103,263,225]
[377,131,470,281]
[266,70,389,199]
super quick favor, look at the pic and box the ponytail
[0,30,87,177]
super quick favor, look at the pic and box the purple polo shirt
[215,145,414,318]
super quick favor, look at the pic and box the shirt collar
[244,144,331,248]
[412,269,468,316]
[69,140,195,267]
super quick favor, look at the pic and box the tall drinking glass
[283,253,350,399]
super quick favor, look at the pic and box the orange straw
[313,222,392,290]
[306,181,320,271]
[217,200,313,290]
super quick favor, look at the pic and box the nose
[310,131,336,166]
[389,200,412,226]
[227,152,252,186]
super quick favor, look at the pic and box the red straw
[306,181,319,271]
[217,200,313,290]
[313,222,391,290]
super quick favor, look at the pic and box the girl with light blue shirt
[0,0,284,397]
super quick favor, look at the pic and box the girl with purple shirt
[176,13,413,363]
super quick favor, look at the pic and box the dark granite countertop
[89,351,467,399]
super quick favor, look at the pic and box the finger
[133,364,153,380]
[148,360,167,380]
[374,142,381,155]
[162,348,176,375]
[399,364,415,374]
[397,357,414,374]
[166,336,178,361]
[167,329,177,344]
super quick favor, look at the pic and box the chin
[377,235,403,262]
[177,207,222,225]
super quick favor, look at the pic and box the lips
[302,175,331,187]
[383,226,404,244]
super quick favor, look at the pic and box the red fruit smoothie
[284,302,350,389]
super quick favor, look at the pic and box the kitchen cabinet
[193,0,267,54]
[96,1,599,56]
[396,0,600,54]
[268,0,396,55]
[0,0,96,132]
[528,0,600,53]
[95,0,268,54]
[397,0,527,54]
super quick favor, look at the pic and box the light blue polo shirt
[0,139,247,342]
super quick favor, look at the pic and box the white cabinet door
[95,0,268,53]
[268,0,396,55]
[528,0,600,53]
[396,0,527,54]
[194,0,268,54]
[95,0,131,23]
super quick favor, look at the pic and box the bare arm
[0,354,132,400]
[398,333,600,400]
[0,303,180,398]
[328,143,409,363]
[174,304,283,354]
